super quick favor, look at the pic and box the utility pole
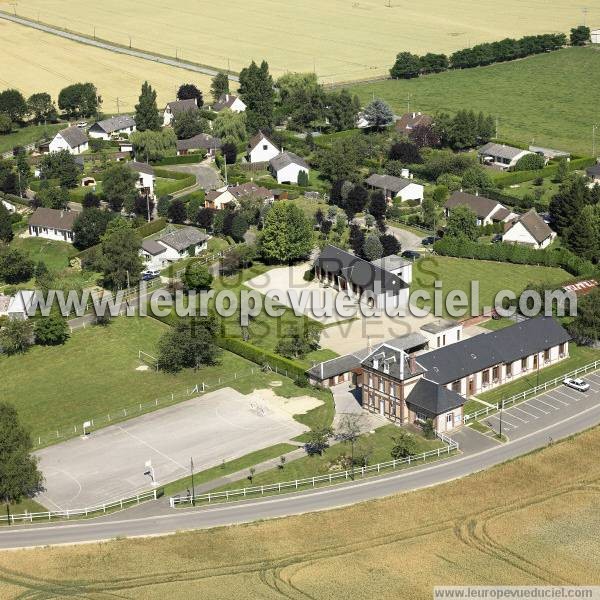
[499,399,503,439]
[93,26,96,39]
[407,93,411,114]
[146,193,151,223]
[116,97,120,114]
[128,34,132,48]
[495,116,499,139]
[190,457,195,506]
[582,7,589,26]
[593,124,598,158]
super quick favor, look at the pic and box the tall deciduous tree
[259,202,313,263]
[131,129,177,162]
[102,163,138,213]
[34,314,69,346]
[0,319,33,354]
[58,83,99,118]
[326,90,359,132]
[390,52,421,79]
[362,233,384,261]
[568,288,600,345]
[135,81,161,132]
[39,149,79,188]
[27,93,57,123]
[73,208,112,249]
[100,218,143,290]
[0,89,28,122]
[213,109,247,143]
[238,60,275,133]
[173,109,209,139]
[0,402,43,519]
[445,205,478,240]
[0,202,13,243]
[176,83,203,106]
[210,73,230,102]
[570,26,590,46]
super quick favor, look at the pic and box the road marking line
[524,401,550,415]
[534,398,560,411]
[554,389,580,402]
[544,393,569,406]
[504,410,528,423]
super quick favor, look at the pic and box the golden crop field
[0,19,214,114]
[2,427,600,598]
[3,0,600,83]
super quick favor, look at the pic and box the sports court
[36,387,318,510]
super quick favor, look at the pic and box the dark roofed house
[228,182,274,202]
[586,163,600,183]
[212,94,246,113]
[502,208,556,249]
[444,191,514,226]
[88,115,136,140]
[269,151,309,184]
[477,142,533,170]
[395,112,433,134]
[365,173,424,203]
[163,98,198,126]
[405,379,465,420]
[159,227,208,254]
[176,133,222,156]
[314,245,409,310]
[28,207,77,243]
[140,226,209,270]
[49,126,88,155]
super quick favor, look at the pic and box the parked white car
[563,377,590,392]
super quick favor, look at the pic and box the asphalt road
[0,12,239,81]
[1,394,599,549]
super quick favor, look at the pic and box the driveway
[167,162,223,196]
[355,218,424,251]
[482,371,600,441]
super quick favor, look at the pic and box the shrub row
[433,236,598,278]
[217,336,307,380]
[152,153,206,166]
[492,157,595,187]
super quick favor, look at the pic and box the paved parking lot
[482,371,600,440]
[36,387,312,510]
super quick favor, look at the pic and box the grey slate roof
[57,126,88,149]
[314,245,408,295]
[478,142,526,161]
[90,115,135,135]
[213,94,241,111]
[228,182,273,201]
[586,164,600,178]
[511,209,553,244]
[445,191,503,220]
[166,99,198,115]
[370,255,412,272]
[417,317,570,385]
[158,227,208,252]
[307,332,427,381]
[405,378,465,415]
[28,207,77,231]
[176,133,222,152]
[269,151,309,171]
[420,319,460,335]
[141,239,166,256]
[365,174,412,193]
[128,161,155,176]
[248,130,277,152]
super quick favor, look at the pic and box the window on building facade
[521,357,527,371]
[544,349,550,362]
[492,366,499,381]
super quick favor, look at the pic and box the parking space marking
[544,393,569,406]
[553,388,580,402]
[533,397,560,411]
[524,400,550,415]
[512,406,538,420]
[486,414,519,430]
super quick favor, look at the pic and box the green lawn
[161,443,297,497]
[480,317,516,331]
[11,236,76,271]
[0,123,64,154]
[0,316,333,441]
[155,174,195,197]
[502,178,562,207]
[478,344,600,404]
[412,256,570,317]
[347,47,600,155]
[209,424,443,491]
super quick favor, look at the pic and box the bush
[303,268,315,282]
[151,152,206,166]
[514,153,546,171]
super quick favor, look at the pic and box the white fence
[33,366,260,447]
[464,359,600,424]
[0,489,159,526]
[170,432,459,507]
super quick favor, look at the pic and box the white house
[477,142,534,170]
[163,98,198,126]
[0,290,35,320]
[140,227,209,270]
[205,187,237,210]
[419,319,463,349]
[88,115,136,140]
[247,131,279,163]
[49,126,89,155]
[176,133,222,157]
[444,191,515,226]
[128,161,156,199]
[591,29,600,44]
[212,94,246,113]
[502,208,556,249]
[365,173,424,204]
[28,207,77,243]
[269,151,309,184]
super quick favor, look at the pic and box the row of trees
[390,31,569,78]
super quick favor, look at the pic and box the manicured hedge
[152,153,206,166]
[433,236,598,278]
[492,157,595,186]
[136,217,167,238]
[217,336,307,380]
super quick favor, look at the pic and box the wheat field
[3,0,600,83]
[1,427,600,598]
[0,19,214,114]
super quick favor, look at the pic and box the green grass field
[348,47,600,155]
[10,236,75,271]
[412,255,571,316]
[0,123,63,154]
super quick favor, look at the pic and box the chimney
[409,353,417,373]
[321,362,324,379]
[399,351,404,379]
[412,112,416,118]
